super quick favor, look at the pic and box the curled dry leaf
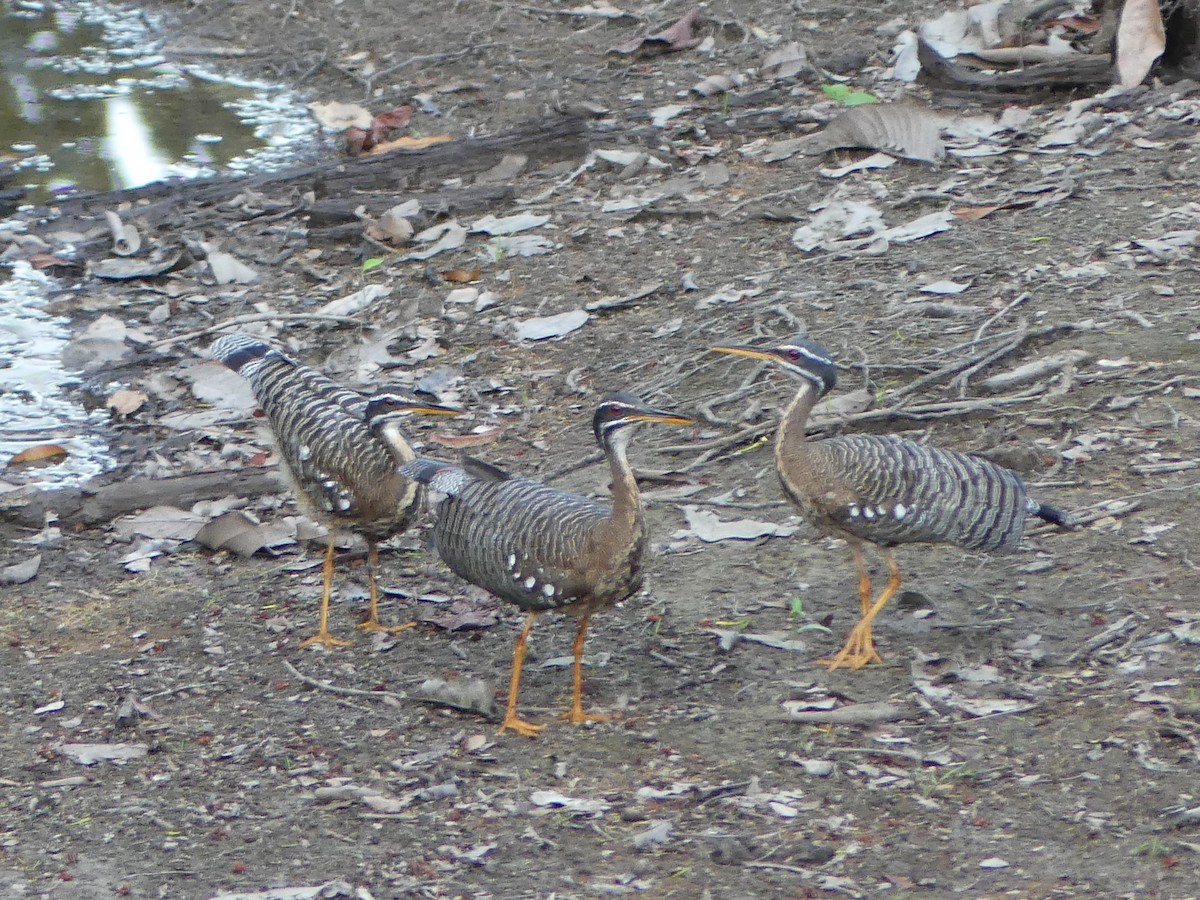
[7,444,69,468]
[692,73,747,96]
[440,268,482,284]
[416,676,499,718]
[809,103,945,164]
[194,511,301,558]
[1,554,41,585]
[762,41,808,80]
[103,209,141,256]
[1116,0,1165,88]
[365,207,414,244]
[609,5,702,55]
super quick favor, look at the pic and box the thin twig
[281,659,408,703]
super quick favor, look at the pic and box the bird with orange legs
[211,334,461,648]
[400,394,694,736]
[711,336,1073,670]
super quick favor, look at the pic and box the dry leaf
[113,506,209,542]
[7,444,68,468]
[104,209,141,256]
[56,742,149,765]
[206,251,258,284]
[680,506,798,542]
[1115,0,1165,88]
[368,134,453,155]
[440,268,482,283]
[316,283,390,317]
[811,103,945,164]
[514,310,589,341]
[470,213,549,235]
[952,205,1004,222]
[609,5,701,55]
[106,389,148,417]
[1,554,41,585]
[308,100,373,130]
[365,207,414,244]
[432,426,503,449]
[762,41,808,80]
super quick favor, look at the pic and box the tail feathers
[210,333,271,374]
[402,455,510,495]
[401,458,471,495]
[1032,501,1074,530]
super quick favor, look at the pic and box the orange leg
[499,611,545,737]
[300,536,353,649]
[356,540,417,635]
[560,614,611,725]
[818,546,899,671]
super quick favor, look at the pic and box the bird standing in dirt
[711,336,1073,671]
[400,393,694,736]
[210,333,461,649]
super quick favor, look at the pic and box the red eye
[786,348,803,361]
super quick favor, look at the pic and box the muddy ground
[3,0,1200,897]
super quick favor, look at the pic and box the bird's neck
[602,428,644,537]
[776,382,817,464]
[372,419,416,464]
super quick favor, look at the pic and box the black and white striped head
[364,391,463,439]
[710,336,837,398]
[592,392,695,449]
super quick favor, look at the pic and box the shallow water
[0,0,317,488]
[1,0,315,202]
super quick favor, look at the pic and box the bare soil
[3,1,1200,898]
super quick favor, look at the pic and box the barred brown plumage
[712,335,1073,671]
[399,393,694,737]
[210,333,460,649]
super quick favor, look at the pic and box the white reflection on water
[0,261,109,488]
[104,93,170,189]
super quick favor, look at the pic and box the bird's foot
[497,713,545,738]
[356,619,418,634]
[816,623,884,671]
[299,630,353,650]
[559,706,612,725]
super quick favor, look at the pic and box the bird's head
[364,391,463,446]
[710,336,837,398]
[592,392,695,449]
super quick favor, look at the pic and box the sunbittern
[399,393,694,736]
[210,333,460,649]
[712,336,1072,671]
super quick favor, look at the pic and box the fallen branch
[281,659,408,702]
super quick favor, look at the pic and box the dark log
[305,182,516,229]
[35,116,587,233]
[6,468,285,528]
[918,38,1113,92]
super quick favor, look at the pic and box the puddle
[1,0,316,203]
[0,260,108,488]
[1,0,319,489]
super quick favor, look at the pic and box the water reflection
[0,261,108,488]
[104,93,170,188]
[1,0,315,204]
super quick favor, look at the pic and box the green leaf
[821,83,878,106]
[361,257,385,273]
